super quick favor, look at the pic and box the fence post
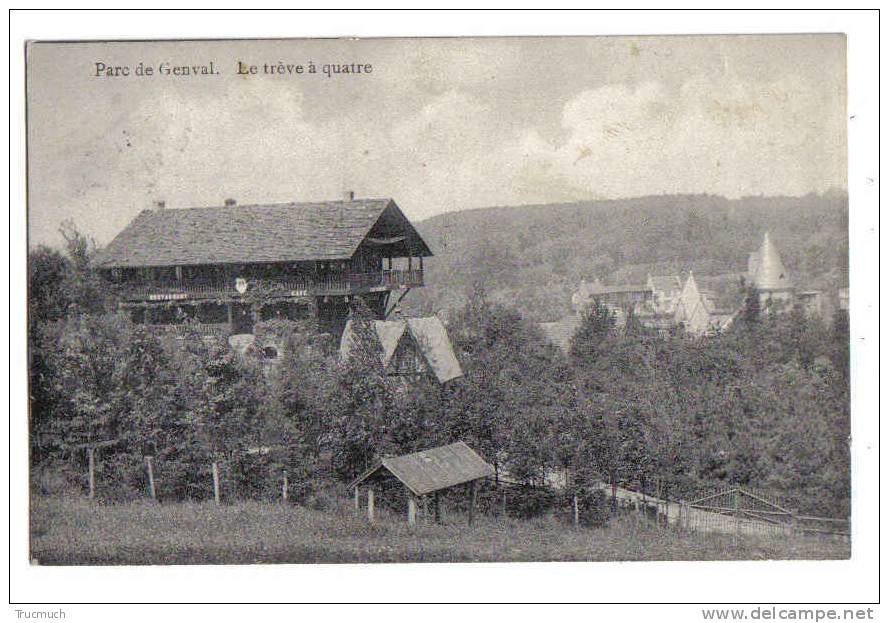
[212,461,221,505]
[282,473,288,503]
[468,480,477,526]
[733,488,740,542]
[145,456,156,500]
[87,447,95,499]
[573,494,580,528]
[353,486,360,511]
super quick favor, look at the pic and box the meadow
[30,495,850,565]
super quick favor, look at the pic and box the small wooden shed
[349,441,494,525]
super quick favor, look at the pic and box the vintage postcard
[21,27,864,603]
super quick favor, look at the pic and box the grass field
[30,495,850,565]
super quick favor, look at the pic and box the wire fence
[47,443,850,543]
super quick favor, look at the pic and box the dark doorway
[231,303,254,335]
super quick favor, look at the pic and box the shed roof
[350,441,495,496]
[94,198,431,268]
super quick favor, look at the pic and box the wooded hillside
[405,191,849,321]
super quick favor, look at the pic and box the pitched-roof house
[339,316,463,383]
[674,272,739,336]
[571,278,652,313]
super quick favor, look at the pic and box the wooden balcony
[118,269,424,303]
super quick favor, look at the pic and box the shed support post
[367,487,375,522]
[408,496,417,526]
[354,486,360,511]
[468,480,477,526]
[433,491,441,524]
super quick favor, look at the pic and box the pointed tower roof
[752,232,792,291]
[674,271,701,322]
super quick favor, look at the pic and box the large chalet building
[95,194,432,339]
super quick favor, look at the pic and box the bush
[571,487,612,528]
[297,478,348,511]
[505,484,558,519]
[98,452,149,502]
[31,460,82,498]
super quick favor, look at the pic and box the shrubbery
[28,229,850,521]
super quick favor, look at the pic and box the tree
[28,246,70,326]
[740,286,761,325]
[569,299,616,363]
[326,300,399,478]
[445,287,573,483]
[58,220,108,316]
[829,307,850,384]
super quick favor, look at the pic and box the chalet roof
[350,441,494,496]
[339,316,463,383]
[94,198,432,268]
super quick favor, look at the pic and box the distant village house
[542,231,842,349]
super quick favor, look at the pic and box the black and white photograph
[11,9,880,611]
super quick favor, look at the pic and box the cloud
[26,40,846,248]
[501,74,846,202]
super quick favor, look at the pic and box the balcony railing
[119,269,424,303]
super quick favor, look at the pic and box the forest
[28,221,850,521]
[406,191,849,321]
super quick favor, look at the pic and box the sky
[26,35,846,248]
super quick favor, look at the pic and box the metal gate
[679,487,849,539]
